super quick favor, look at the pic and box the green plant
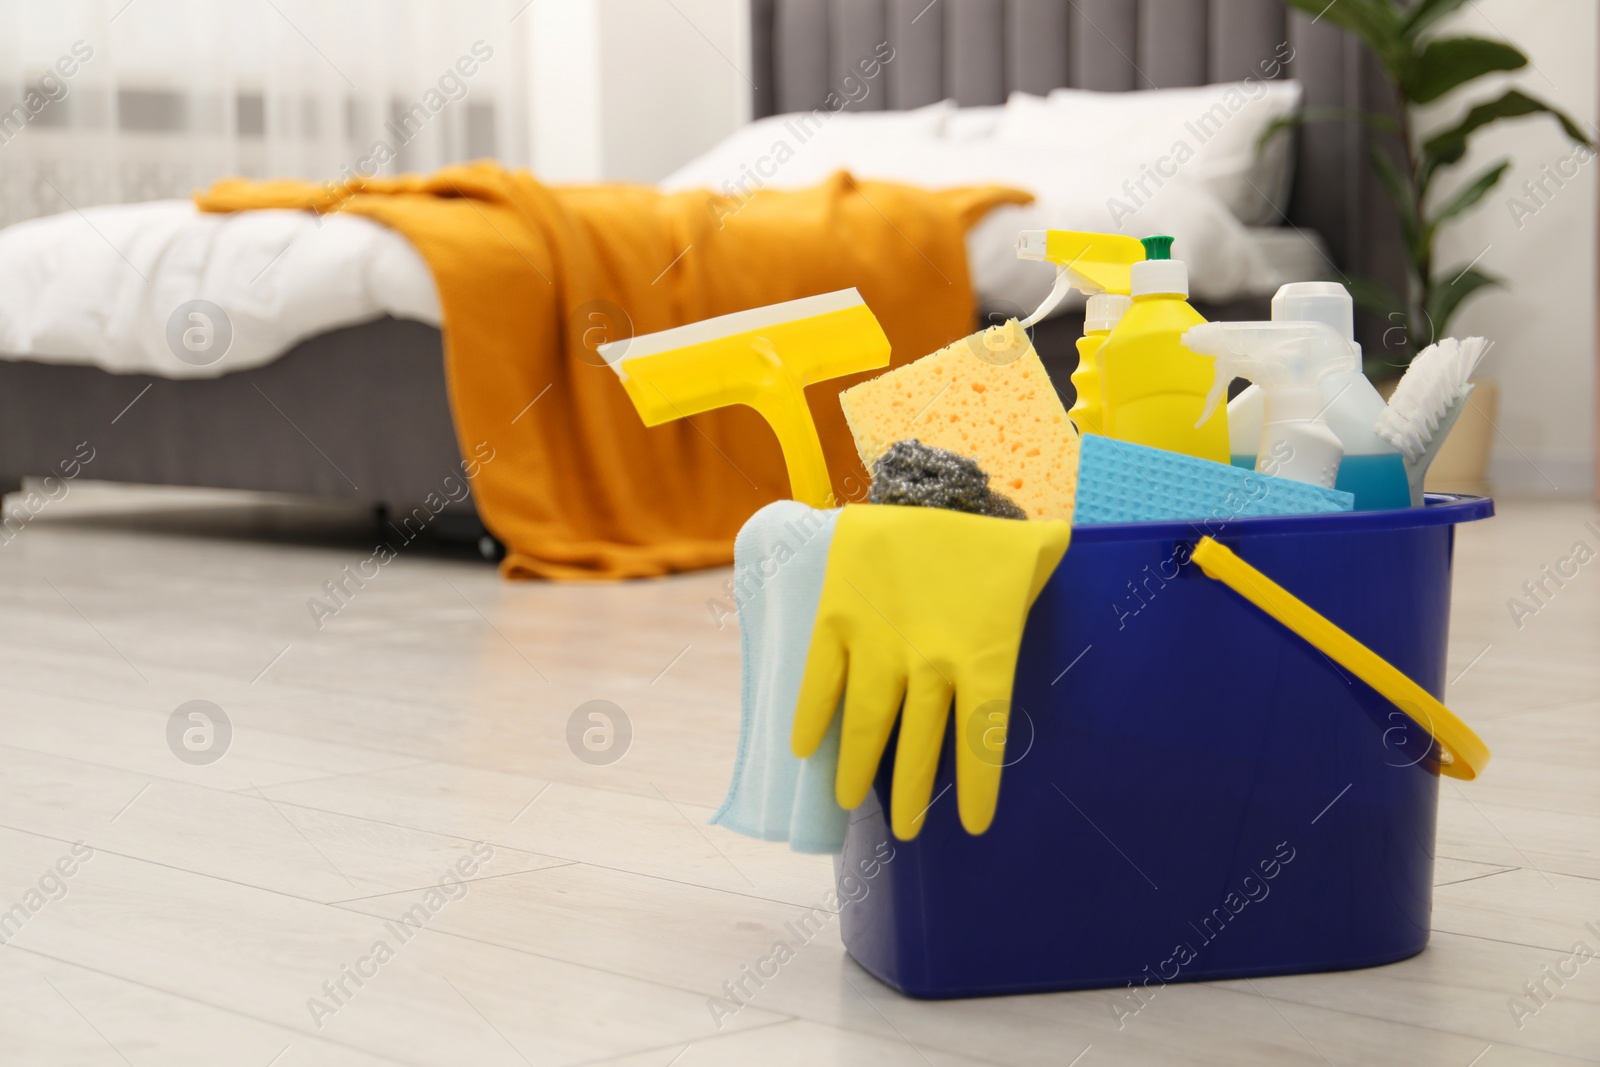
[1278,0,1591,377]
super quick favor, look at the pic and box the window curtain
[0,0,531,228]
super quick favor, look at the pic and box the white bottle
[1184,321,1349,489]
[1226,282,1411,509]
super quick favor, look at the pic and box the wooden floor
[1,484,1596,1066]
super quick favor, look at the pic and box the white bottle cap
[1084,293,1133,333]
[1272,282,1353,340]
[1131,259,1187,298]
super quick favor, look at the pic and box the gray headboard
[747,0,1404,347]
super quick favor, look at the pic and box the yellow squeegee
[597,289,891,508]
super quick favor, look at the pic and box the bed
[0,0,1402,539]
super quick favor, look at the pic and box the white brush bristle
[1374,336,1489,462]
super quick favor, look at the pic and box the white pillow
[993,81,1302,226]
[658,101,953,193]
[942,105,1005,142]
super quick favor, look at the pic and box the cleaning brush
[1373,336,1490,505]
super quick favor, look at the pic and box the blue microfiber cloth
[1075,434,1354,525]
[710,501,849,854]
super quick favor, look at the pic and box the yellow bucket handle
[1191,537,1489,781]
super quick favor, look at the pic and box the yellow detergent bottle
[1015,230,1143,437]
[1098,235,1228,462]
[1071,293,1136,437]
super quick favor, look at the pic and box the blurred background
[0,0,1591,498]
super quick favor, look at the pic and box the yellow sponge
[839,320,1080,520]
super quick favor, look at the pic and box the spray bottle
[1096,235,1228,462]
[1015,230,1145,436]
[1184,321,1349,489]
[1227,282,1411,509]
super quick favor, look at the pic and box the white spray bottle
[1184,321,1349,489]
[1227,282,1411,509]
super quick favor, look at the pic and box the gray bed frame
[0,0,1400,528]
[0,317,477,534]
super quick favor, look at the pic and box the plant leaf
[1254,106,1398,154]
[1426,266,1502,337]
[1401,0,1470,39]
[1426,158,1510,232]
[1420,89,1593,190]
[1346,276,1417,367]
[1407,37,1526,103]
[1346,275,1406,319]
[1282,0,1412,84]
[1370,145,1419,255]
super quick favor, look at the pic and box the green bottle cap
[1140,235,1174,260]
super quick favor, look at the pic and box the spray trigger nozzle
[1014,229,1144,327]
[1183,320,1358,490]
[1021,265,1074,328]
[1185,320,1358,428]
[1195,341,1233,427]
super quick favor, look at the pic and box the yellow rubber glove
[790,504,1071,839]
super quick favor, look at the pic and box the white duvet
[0,201,440,378]
[0,99,1309,379]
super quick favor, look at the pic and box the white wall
[525,0,747,183]
[1420,0,1597,496]
[598,0,749,183]
[528,0,604,182]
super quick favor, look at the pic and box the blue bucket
[838,494,1494,999]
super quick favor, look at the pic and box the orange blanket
[198,164,1029,579]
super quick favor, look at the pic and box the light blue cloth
[1075,433,1354,524]
[710,501,849,853]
